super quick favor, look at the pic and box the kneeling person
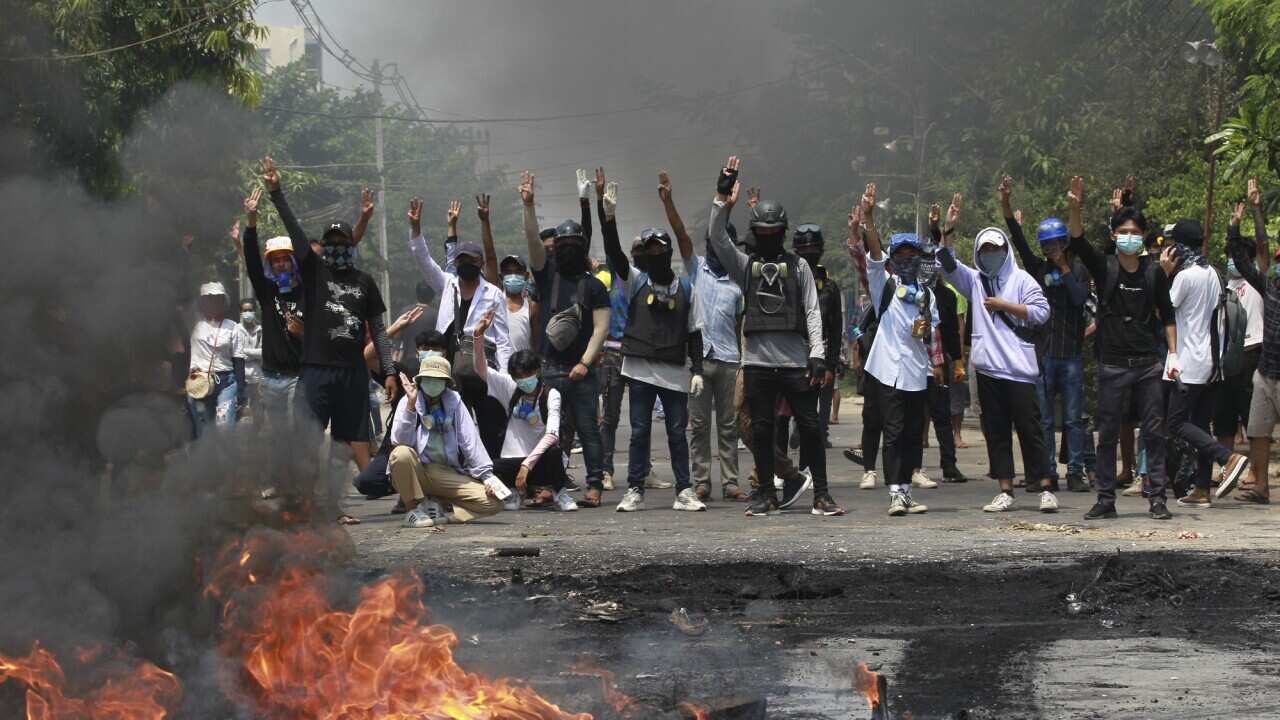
[389,356,506,528]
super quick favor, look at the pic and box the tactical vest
[621,273,692,365]
[742,253,805,335]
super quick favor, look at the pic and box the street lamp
[1182,40,1224,67]
[1185,39,1226,254]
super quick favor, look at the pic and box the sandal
[579,488,602,508]
[525,488,554,508]
[1233,488,1271,504]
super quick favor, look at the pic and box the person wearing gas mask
[851,184,937,517]
[407,197,514,459]
[520,170,612,508]
[792,224,844,453]
[938,189,1052,514]
[706,156,841,517]
[1217,192,1265,496]
[264,157,396,526]
[998,176,1092,494]
[1067,176,1176,520]
[389,355,506,529]
[597,176,706,512]
[1158,219,1251,507]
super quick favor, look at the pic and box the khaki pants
[690,358,741,492]
[388,446,501,522]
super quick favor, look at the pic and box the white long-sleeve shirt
[409,232,514,371]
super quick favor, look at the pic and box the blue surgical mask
[1227,259,1240,277]
[417,378,446,398]
[503,274,527,294]
[515,375,540,394]
[1114,234,1144,255]
[241,311,256,324]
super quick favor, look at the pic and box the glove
[690,374,704,398]
[603,182,618,220]
[807,357,827,385]
[716,165,739,196]
[576,168,591,200]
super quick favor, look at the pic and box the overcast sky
[255,0,797,235]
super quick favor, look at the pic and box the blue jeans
[626,378,691,493]
[188,371,238,439]
[545,364,604,490]
[1038,356,1085,479]
[258,371,301,431]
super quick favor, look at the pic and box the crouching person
[389,355,505,528]
[471,310,574,512]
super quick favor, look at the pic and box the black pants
[818,382,835,444]
[1212,347,1260,437]
[743,366,827,494]
[861,373,884,472]
[352,453,392,497]
[1096,362,1168,501]
[458,375,507,460]
[869,374,926,487]
[493,455,566,493]
[927,375,958,472]
[1165,382,1230,491]
[976,373,1046,483]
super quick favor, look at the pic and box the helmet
[539,226,556,241]
[888,233,924,254]
[554,219,584,241]
[793,223,823,248]
[1036,217,1068,244]
[749,201,788,231]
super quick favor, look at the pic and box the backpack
[854,276,897,359]
[1212,285,1248,380]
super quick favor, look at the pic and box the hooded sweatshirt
[939,230,1049,384]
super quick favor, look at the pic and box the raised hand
[392,305,424,334]
[1122,174,1137,206]
[1014,209,1024,226]
[261,156,280,192]
[244,186,262,217]
[229,219,242,253]
[747,186,761,209]
[928,203,940,227]
[475,193,490,222]
[848,204,863,245]
[1110,187,1123,213]
[360,187,375,218]
[475,308,496,338]
[1067,176,1084,212]
[576,168,591,200]
[657,171,672,203]
[717,155,740,197]
[997,175,1013,205]
[1249,177,1261,208]
[1232,201,1246,226]
[594,167,606,198]
[945,192,962,229]
[400,371,417,408]
[518,171,535,206]
[446,199,461,230]
[603,182,618,218]
[408,197,423,234]
[725,180,741,210]
[860,182,877,219]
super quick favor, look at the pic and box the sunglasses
[640,228,672,245]
[795,223,822,234]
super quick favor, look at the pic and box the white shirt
[506,299,532,352]
[1228,275,1264,349]
[864,256,938,392]
[1165,264,1220,385]
[484,370,561,459]
[620,274,699,393]
[189,319,245,373]
[409,233,515,371]
[238,323,262,383]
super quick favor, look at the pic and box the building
[253,25,322,78]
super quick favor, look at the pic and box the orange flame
[568,659,640,717]
[677,701,709,720]
[0,642,181,720]
[853,661,880,710]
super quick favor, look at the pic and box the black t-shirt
[1097,261,1172,363]
[298,256,386,369]
[531,265,610,367]
[243,227,304,374]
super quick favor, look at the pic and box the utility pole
[371,60,391,324]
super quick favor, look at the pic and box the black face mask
[457,262,481,282]
[752,231,784,259]
[797,251,822,272]
[644,251,675,285]
[704,239,726,277]
[554,242,587,275]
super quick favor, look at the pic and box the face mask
[554,242,587,275]
[1114,234,1144,255]
[457,262,481,282]
[418,350,444,365]
[1227,259,1240,277]
[645,252,675,284]
[417,378,446,398]
[503,274,527,294]
[797,251,822,271]
[977,248,1007,276]
[752,232,783,259]
[892,255,921,284]
[515,375,540,394]
[241,311,256,324]
[917,260,939,286]
[322,244,355,270]
[704,239,726,276]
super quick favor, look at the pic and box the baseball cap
[199,281,227,297]
[454,241,484,260]
[322,220,353,242]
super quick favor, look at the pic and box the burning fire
[853,661,881,712]
[0,643,181,720]
[677,701,709,720]
[567,659,640,718]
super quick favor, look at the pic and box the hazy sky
[255,0,797,234]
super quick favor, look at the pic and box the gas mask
[751,260,789,315]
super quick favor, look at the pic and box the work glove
[603,182,618,220]
[576,168,591,200]
[690,374,704,398]
[806,357,827,387]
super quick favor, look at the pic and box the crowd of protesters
[180,154,1274,528]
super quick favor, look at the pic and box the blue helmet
[1036,217,1068,244]
[888,232,924,254]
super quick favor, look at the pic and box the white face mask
[417,378,447,398]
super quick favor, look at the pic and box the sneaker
[554,489,579,512]
[911,470,938,489]
[402,507,437,528]
[673,488,707,512]
[1177,487,1211,507]
[1084,500,1118,520]
[900,491,928,514]
[737,439,748,451]
[779,469,813,510]
[888,492,908,517]
[601,471,615,491]
[1149,499,1172,520]
[503,492,523,512]
[745,492,780,517]
[1122,476,1146,497]
[644,474,673,490]
[1066,474,1088,493]
[860,470,878,490]
[1216,453,1251,499]
[1039,491,1059,513]
[563,473,582,492]
[570,440,583,455]
[615,488,645,512]
[943,467,969,483]
[983,493,1015,513]
[811,492,846,516]
[843,448,866,465]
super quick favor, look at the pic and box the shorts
[1212,348,1260,437]
[949,380,970,416]
[1246,369,1280,439]
[301,364,371,443]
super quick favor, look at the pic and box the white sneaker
[983,493,1015,512]
[503,492,523,512]
[555,489,579,512]
[601,472,615,491]
[422,497,448,521]
[903,492,929,514]
[860,470,878,490]
[911,470,938,489]
[616,487,645,512]
[888,492,908,516]
[672,487,707,512]
[737,439,748,451]
[773,474,784,490]
[402,507,437,528]
[1039,490,1059,513]
[1122,477,1146,497]
[644,474,673,490]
